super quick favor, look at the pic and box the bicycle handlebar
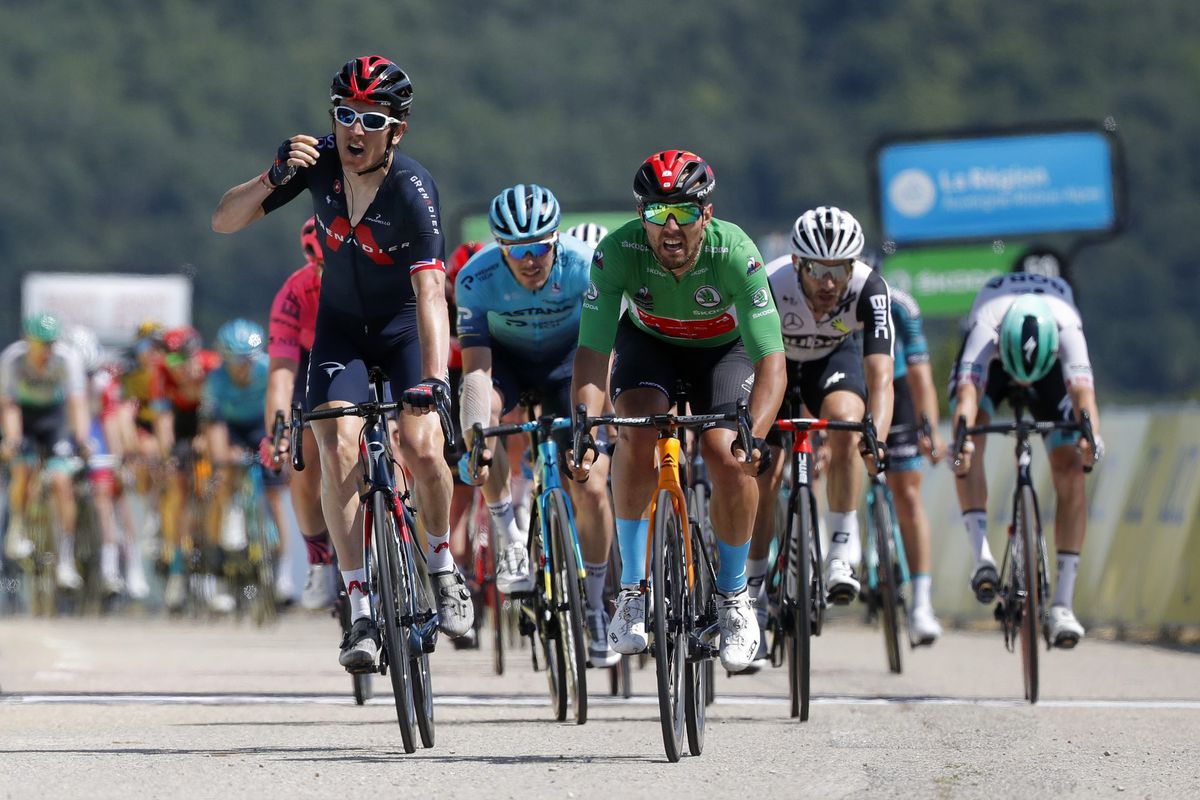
[269,410,286,475]
[462,416,572,483]
[773,415,884,472]
[952,410,1097,474]
[571,398,754,470]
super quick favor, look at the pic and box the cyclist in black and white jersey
[213,55,472,670]
[749,207,893,628]
[950,272,1103,648]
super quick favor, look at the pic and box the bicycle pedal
[827,587,856,606]
[343,664,378,676]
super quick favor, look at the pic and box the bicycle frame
[864,477,911,593]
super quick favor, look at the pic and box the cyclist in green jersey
[568,150,786,673]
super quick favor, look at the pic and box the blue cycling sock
[716,538,751,595]
[616,518,649,586]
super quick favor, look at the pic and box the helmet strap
[354,144,392,176]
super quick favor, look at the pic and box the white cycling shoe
[824,558,860,605]
[717,587,761,673]
[908,604,943,647]
[496,541,534,594]
[609,587,648,655]
[56,561,83,591]
[301,563,337,610]
[1044,605,1085,649]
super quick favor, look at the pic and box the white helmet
[565,222,609,249]
[62,324,103,374]
[791,206,865,261]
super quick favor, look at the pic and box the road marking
[3,692,1200,710]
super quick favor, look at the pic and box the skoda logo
[694,285,722,308]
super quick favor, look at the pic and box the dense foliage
[1,1,1196,398]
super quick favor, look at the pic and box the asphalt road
[1,610,1197,799]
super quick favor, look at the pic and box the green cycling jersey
[578,217,784,362]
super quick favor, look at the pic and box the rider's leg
[820,390,866,580]
[889,469,931,601]
[749,443,787,603]
[4,461,30,558]
[610,388,668,587]
[1048,442,1086,609]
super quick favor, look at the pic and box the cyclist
[884,286,944,645]
[206,319,294,601]
[212,55,473,670]
[750,206,893,621]
[154,325,223,611]
[265,217,336,610]
[0,313,91,590]
[568,150,786,673]
[457,183,618,667]
[565,222,609,250]
[950,274,1103,648]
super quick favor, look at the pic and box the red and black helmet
[330,56,413,114]
[300,216,323,264]
[633,149,716,205]
[447,242,485,285]
[163,325,201,356]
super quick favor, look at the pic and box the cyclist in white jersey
[950,272,1102,647]
[751,207,893,622]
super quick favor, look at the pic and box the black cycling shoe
[339,617,380,672]
[970,561,999,604]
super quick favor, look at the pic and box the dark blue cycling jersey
[261,135,445,319]
[890,287,929,380]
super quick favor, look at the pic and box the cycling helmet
[488,184,561,242]
[135,319,165,341]
[62,325,103,374]
[565,223,609,249]
[23,312,61,343]
[300,216,324,264]
[330,56,413,115]
[216,319,265,360]
[632,150,716,205]
[791,206,865,261]
[447,242,485,285]
[998,295,1059,385]
[163,325,202,356]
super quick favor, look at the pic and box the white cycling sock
[746,556,770,607]
[826,511,861,565]
[487,495,521,550]
[341,568,370,621]
[962,509,994,564]
[584,561,608,612]
[425,528,453,574]
[101,543,120,581]
[58,535,75,566]
[1052,551,1079,609]
[912,573,933,612]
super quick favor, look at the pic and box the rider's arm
[0,399,20,456]
[211,134,321,233]
[574,242,625,419]
[67,393,89,450]
[265,357,298,433]
[748,353,787,439]
[459,346,493,450]
[727,242,786,435]
[863,354,894,441]
[412,268,450,382]
[855,270,895,440]
[1057,306,1102,459]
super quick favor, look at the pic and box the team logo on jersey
[784,312,803,329]
[824,371,846,389]
[592,250,605,270]
[585,282,599,301]
[746,258,762,276]
[751,288,770,308]
[634,286,654,310]
[333,179,342,194]
[832,319,850,334]
[694,285,722,308]
[319,361,346,378]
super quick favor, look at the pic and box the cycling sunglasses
[501,235,557,260]
[799,258,854,280]
[331,105,403,132]
[641,202,704,227]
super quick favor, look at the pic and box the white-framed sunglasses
[331,106,402,132]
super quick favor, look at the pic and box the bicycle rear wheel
[1016,485,1041,704]
[373,493,417,753]
[396,502,435,748]
[787,485,815,720]
[689,482,716,707]
[651,489,686,763]
[529,503,567,720]
[547,490,588,725]
[869,482,903,675]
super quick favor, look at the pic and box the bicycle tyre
[787,484,815,720]
[651,489,686,763]
[690,482,716,707]
[547,490,588,725]
[685,515,712,756]
[529,502,567,720]
[870,482,903,675]
[1016,485,1040,704]
[373,493,417,753]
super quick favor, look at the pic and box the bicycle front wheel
[869,482,903,675]
[373,493,417,753]
[1016,485,1041,704]
[689,482,716,708]
[787,484,815,720]
[547,490,588,725]
[685,505,713,756]
[651,489,686,763]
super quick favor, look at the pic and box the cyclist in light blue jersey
[456,183,617,668]
[203,319,294,604]
[884,286,945,646]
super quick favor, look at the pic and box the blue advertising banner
[878,130,1118,244]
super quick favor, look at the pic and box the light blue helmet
[488,183,561,242]
[216,319,265,360]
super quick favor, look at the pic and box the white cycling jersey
[765,256,894,363]
[955,272,1093,389]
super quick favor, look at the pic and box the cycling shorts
[19,405,77,471]
[767,336,866,447]
[491,341,576,453]
[886,378,922,472]
[306,306,422,409]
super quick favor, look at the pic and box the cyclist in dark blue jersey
[213,55,472,670]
